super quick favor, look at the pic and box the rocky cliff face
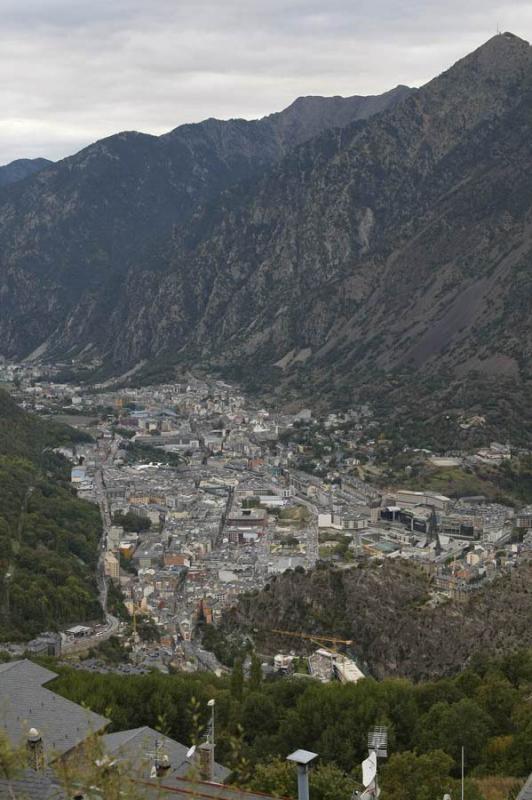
[0,87,409,361]
[0,157,52,187]
[107,32,531,387]
[221,560,532,680]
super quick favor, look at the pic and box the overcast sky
[1,0,532,164]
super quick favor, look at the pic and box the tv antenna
[147,737,170,779]
[352,727,388,799]
[368,726,388,759]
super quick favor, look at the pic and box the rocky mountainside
[9,33,529,412]
[220,560,532,680]
[1,34,531,430]
[0,87,410,361]
[0,157,52,187]
[99,32,531,386]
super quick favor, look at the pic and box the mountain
[1,35,531,438]
[218,560,532,680]
[0,389,101,640]
[0,86,410,362]
[262,86,412,148]
[77,32,530,434]
[0,157,52,187]
[101,32,530,382]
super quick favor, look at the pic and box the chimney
[156,754,171,778]
[27,728,45,771]
[198,742,214,782]
[287,750,318,800]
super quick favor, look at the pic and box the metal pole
[297,764,310,800]
[461,746,464,800]
[210,702,215,780]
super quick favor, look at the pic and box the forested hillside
[0,389,102,640]
[0,388,89,460]
[47,648,532,799]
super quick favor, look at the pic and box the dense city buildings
[1,360,530,677]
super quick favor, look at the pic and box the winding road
[62,439,120,654]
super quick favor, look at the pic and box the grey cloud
[0,0,531,163]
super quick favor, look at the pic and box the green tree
[247,758,354,800]
[112,510,151,532]
[475,675,519,733]
[414,699,492,769]
[136,617,161,642]
[242,692,278,740]
[381,750,454,800]
[230,658,244,702]
[249,652,263,691]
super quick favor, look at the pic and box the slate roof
[137,777,282,800]
[0,769,65,800]
[518,774,532,800]
[0,660,109,760]
[0,662,280,799]
[104,725,230,783]
[0,771,281,800]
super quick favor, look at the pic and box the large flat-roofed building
[395,490,451,512]
[226,508,268,528]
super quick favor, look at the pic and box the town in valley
[2,358,531,682]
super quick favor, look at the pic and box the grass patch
[473,776,524,800]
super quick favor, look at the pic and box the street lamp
[207,698,215,780]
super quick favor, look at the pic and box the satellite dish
[150,766,157,778]
[443,796,452,800]
[362,751,377,788]
[186,745,197,760]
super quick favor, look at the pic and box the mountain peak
[449,30,531,77]
[500,30,527,40]
[415,30,532,137]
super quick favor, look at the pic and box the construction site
[271,629,365,683]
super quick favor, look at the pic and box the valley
[0,36,531,438]
[1,27,532,800]
[1,360,531,682]
[1,361,531,799]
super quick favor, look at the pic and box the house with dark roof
[518,773,532,800]
[0,768,281,800]
[103,725,230,784]
[0,660,108,760]
[0,769,64,800]
[0,661,279,800]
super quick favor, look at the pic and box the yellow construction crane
[270,629,353,653]
[129,602,145,643]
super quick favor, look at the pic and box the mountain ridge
[0,85,412,361]
[0,157,52,187]
[0,35,531,437]
[73,33,531,378]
